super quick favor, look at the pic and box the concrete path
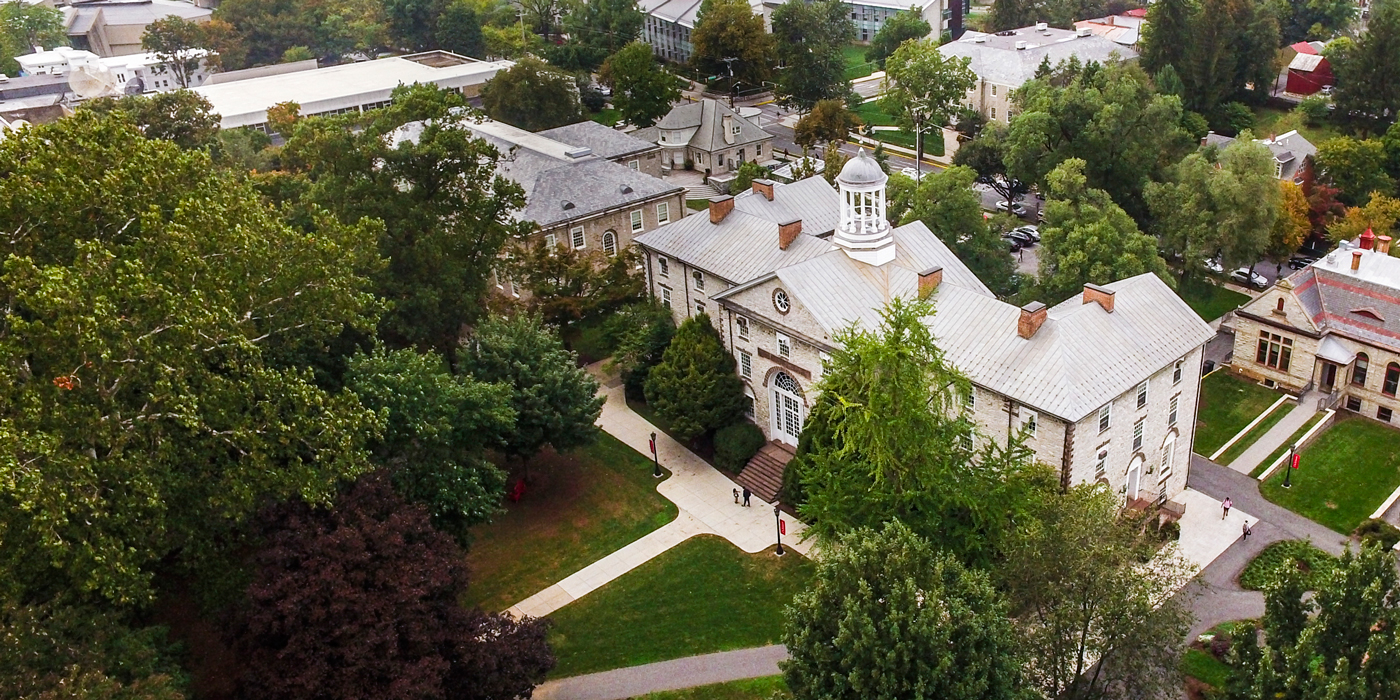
[507,381,815,619]
[533,646,788,700]
[1226,397,1317,474]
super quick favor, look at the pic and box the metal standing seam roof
[732,176,841,237]
[1289,53,1327,72]
[639,0,705,27]
[940,27,1138,89]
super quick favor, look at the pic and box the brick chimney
[1018,301,1048,339]
[919,266,943,299]
[752,178,775,201]
[1083,283,1115,312]
[778,218,802,249]
[709,195,734,224]
[1379,235,1393,255]
[1361,228,1375,250]
[1352,249,1363,271]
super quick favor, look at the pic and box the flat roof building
[65,0,212,57]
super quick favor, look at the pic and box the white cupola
[833,148,895,266]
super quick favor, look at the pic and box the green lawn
[1250,412,1328,478]
[590,108,622,127]
[1194,371,1289,457]
[843,44,876,81]
[687,199,710,211]
[1251,107,1343,148]
[462,433,677,612]
[1178,276,1251,322]
[1237,539,1335,591]
[1261,418,1400,533]
[1181,648,1232,689]
[1217,401,1297,467]
[628,676,790,700]
[562,315,615,365]
[853,100,899,126]
[547,535,814,678]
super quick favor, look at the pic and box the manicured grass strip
[842,44,875,80]
[853,100,899,127]
[628,676,790,700]
[1260,418,1400,534]
[1237,540,1335,591]
[547,535,814,678]
[1218,402,1297,467]
[1178,275,1251,322]
[1250,412,1327,478]
[1251,107,1344,151]
[1181,648,1232,689]
[590,108,622,127]
[462,433,678,612]
[687,199,709,211]
[1194,372,1289,456]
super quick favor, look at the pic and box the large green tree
[458,313,604,462]
[783,521,1031,700]
[215,0,390,67]
[0,1,65,75]
[383,0,441,50]
[1145,134,1281,270]
[82,90,222,151]
[599,41,683,127]
[864,8,929,70]
[1328,0,1400,135]
[952,122,1030,213]
[643,313,747,444]
[690,0,776,88]
[900,165,1018,296]
[1276,0,1355,44]
[480,56,586,131]
[880,38,976,167]
[551,0,642,71]
[793,99,862,150]
[142,16,244,87]
[1139,0,1196,77]
[1036,159,1173,303]
[771,0,854,111]
[1000,485,1195,700]
[1315,136,1397,206]
[506,241,646,326]
[0,111,383,607]
[794,298,1053,567]
[436,0,486,57]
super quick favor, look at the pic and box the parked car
[1004,229,1036,247]
[1012,225,1040,242]
[1202,258,1224,274]
[1288,255,1318,270]
[995,200,1028,217]
[1004,235,1023,253]
[1230,267,1268,290]
[899,166,923,180]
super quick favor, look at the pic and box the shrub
[1296,95,1330,126]
[1158,519,1181,542]
[1209,632,1232,659]
[1238,539,1336,591]
[715,422,766,471]
[604,302,675,401]
[1354,518,1400,550]
[1219,102,1255,136]
[643,313,747,444]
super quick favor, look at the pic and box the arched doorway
[1125,454,1144,504]
[771,371,803,446]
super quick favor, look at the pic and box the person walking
[1242,520,1252,540]
[1222,497,1233,519]
[733,488,740,504]
[742,487,752,507]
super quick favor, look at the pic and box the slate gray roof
[941,27,1138,88]
[537,121,658,161]
[653,99,772,152]
[929,273,1213,421]
[1287,248,1400,351]
[1203,130,1315,181]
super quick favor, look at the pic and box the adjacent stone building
[632,99,774,176]
[634,151,1213,504]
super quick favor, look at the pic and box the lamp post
[650,431,662,478]
[774,505,785,556]
[1283,446,1297,488]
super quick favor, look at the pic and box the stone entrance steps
[736,440,795,504]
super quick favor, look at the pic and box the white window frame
[603,231,617,257]
[965,388,975,412]
[736,315,750,340]
[1132,417,1144,452]
[1021,408,1038,438]
[1098,403,1111,433]
[628,159,640,170]
[1169,395,1179,426]
[570,226,585,249]
[1136,381,1148,409]
[658,256,669,277]
[630,210,644,233]
[656,202,670,225]
[544,232,557,249]
[692,270,705,291]
[661,287,671,308]
[776,332,791,359]
[739,350,752,378]
[1173,360,1183,384]
[1095,449,1108,481]
[695,302,705,316]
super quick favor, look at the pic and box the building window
[991,107,997,120]
[736,315,750,340]
[739,350,752,378]
[1095,449,1108,481]
[1381,407,1394,423]
[1173,360,1183,384]
[603,231,617,257]
[1255,330,1293,372]
[1021,409,1038,438]
[695,302,705,316]
[1136,381,1148,409]
[1132,418,1144,452]
[744,390,755,418]
[657,202,670,225]
[631,210,644,233]
[658,256,669,277]
[571,226,585,249]
[1169,395,1179,426]
[965,388,975,412]
[661,287,671,308]
[755,144,762,156]
[991,85,996,96]
[692,270,705,291]
[1347,396,1362,412]
[1354,353,1370,386]
[544,232,557,249]
[628,160,639,170]
[1385,363,1400,396]
[776,332,791,359]
[1098,403,1111,433]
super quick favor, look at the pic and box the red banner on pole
[779,519,786,536]
[649,438,655,454]
[1291,453,1301,470]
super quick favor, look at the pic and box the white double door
[770,372,803,446]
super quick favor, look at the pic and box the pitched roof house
[1203,130,1317,184]
[632,99,774,175]
[635,150,1213,504]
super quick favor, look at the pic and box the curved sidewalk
[533,645,788,700]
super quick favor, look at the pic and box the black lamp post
[650,431,662,478]
[774,505,785,556]
[1283,446,1295,488]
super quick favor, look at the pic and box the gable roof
[537,120,658,161]
[654,99,772,152]
[940,26,1138,88]
[1289,53,1328,72]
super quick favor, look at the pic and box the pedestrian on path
[742,488,751,507]
[1242,520,1252,540]
[733,488,740,504]
[1222,497,1233,519]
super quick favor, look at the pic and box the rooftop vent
[1015,40,1028,50]
[561,201,575,210]
[564,146,592,159]
[619,184,634,194]
[1036,22,1048,31]
[973,35,986,42]
[995,30,1017,36]
[1076,26,1092,36]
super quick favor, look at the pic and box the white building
[634,151,1213,505]
[16,47,210,92]
[191,51,513,131]
[64,0,212,58]
[940,24,1138,123]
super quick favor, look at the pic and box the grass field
[687,199,709,211]
[1217,401,1297,467]
[462,434,677,612]
[1250,412,1328,478]
[628,676,790,700]
[1251,107,1343,148]
[547,536,813,678]
[843,44,876,81]
[1237,539,1335,591]
[1194,372,1289,457]
[1181,648,1232,689]
[1261,418,1400,533]
[590,108,622,127]
[1178,276,1251,322]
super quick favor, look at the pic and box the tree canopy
[771,0,854,111]
[643,313,747,444]
[1326,0,1400,135]
[880,38,976,136]
[864,8,929,70]
[1139,0,1280,125]
[0,2,65,75]
[600,41,683,127]
[900,165,1018,296]
[551,0,643,70]
[794,99,862,150]
[480,57,587,131]
[690,0,776,88]
[1315,136,1396,206]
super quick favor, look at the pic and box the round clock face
[773,289,791,314]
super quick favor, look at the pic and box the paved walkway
[534,646,788,700]
[1226,394,1319,474]
[507,381,815,619]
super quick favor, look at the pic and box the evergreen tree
[552,0,644,71]
[864,8,930,70]
[783,521,1030,700]
[458,314,604,461]
[772,0,854,111]
[643,313,747,444]
[599,41,683,127]
[1139,0,1196,75]
[605,302,676,400]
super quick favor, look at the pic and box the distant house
[632,98,775,176]
[1203,130,1317,184]
[64,0,212,58]
[15,46,211,92]
[1286,52,1334,96]
[940,24,1138,123]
